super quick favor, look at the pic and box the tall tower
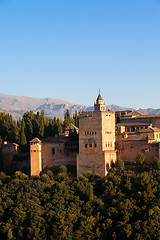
[30,138,42,176]
[77,93,116,178]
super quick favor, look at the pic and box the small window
[90,132,91,134]
[89,143,92,147]
[60,150,62,153]
[34,150,36,152]
[95,143,97,147]
[95,132,96,134]
[85,132,86,135]
[85,144,87,148]
[52,148,55,155]
[92,132,94,135]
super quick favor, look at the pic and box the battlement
[79,109,114,116]
[79,111,94,115]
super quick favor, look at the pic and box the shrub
[136,152,145,165]
[117,159,124,171]
[41,174,50,183]
[59,165,67,174]
[154,157,160,170]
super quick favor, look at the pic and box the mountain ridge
[0,93,160,120]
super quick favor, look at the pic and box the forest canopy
[0,162,160,240]
[0,110,78,148]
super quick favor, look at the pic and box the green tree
[20,119,27,147]
[73,110,79,127]
[136,152,145,165]
[117,159,124,171]
[11,120,20,144]
[154,157,160,170]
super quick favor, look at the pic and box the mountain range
[0,93,160,120]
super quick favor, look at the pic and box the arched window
[52,148,55,155]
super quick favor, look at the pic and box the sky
[0,0,160,109]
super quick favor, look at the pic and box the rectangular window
[85,144,87,148]
[95,143,97,147]
[89,143,92,147]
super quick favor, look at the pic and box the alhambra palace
[2,93,160,177]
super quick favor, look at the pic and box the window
[89,143,92,147]
[85,144,87,148]
[52,148,55,155]
[34,150,36,152]
[95,143,97,147]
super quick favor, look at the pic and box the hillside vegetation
[0,162,160,240]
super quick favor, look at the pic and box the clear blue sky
[0,0,160,109]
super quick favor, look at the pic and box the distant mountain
[137,108,160,115]
[0,93,159,120]
[0,93,93,120]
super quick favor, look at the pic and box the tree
[136,152,145,165]
[117,159,124,171]
[64,109,71,128]
[20,119,27,147]
[24,117,33,142]
[154,157,160,170]
[73,110,79,127]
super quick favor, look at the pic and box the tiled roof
[96,93,103,102]
[30,137,41,143]
[123,111,145,117]
[65,123,79,131]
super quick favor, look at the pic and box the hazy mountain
[0,93,159,120]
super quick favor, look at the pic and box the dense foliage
[0,163,160,239]
[0,110,78,148]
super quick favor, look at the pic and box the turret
[94,93,106,111]
[30,138,42,176]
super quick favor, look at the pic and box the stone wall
[42,142,77,169]
[117,139,160,163]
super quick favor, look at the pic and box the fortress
[3,93,160,177]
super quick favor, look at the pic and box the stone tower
[77,93,116,178]
[30,138,42,176]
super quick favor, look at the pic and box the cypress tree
[20,119,27,146]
